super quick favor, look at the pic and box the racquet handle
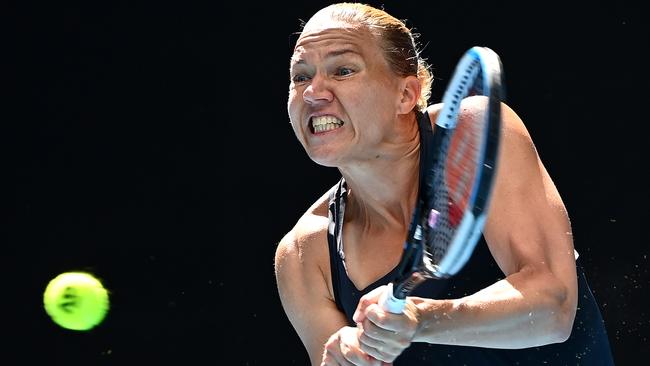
[378,283,406,314]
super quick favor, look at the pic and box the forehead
[291,20,380,64]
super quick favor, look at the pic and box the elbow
[526,300,575,346]
[545,282,578,344]
[553,303,576,343]
[549,313,574,344]
[522,266,578,345]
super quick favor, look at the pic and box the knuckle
[340,347,354,360]
[398,338,411,348]
[324,338,338,351]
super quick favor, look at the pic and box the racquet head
[381,46,504,313]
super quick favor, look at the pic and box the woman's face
[288,20,405,167]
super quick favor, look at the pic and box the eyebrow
[292,48,361,66]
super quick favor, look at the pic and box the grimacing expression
[288,23,405,166]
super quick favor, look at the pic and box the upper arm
[482,101,577,304]
[274,213,349,365]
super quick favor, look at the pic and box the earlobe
[397,76,421,114]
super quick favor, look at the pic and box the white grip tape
[379,283,406,314]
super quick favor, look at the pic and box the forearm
[412,267,575,348]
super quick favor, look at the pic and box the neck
[340,123,421,230]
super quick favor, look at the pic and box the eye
[335,67,354,77]
[291,73,311,84]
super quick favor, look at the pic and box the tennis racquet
[379,46,504,313]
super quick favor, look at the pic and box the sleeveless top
[326,111,615,365]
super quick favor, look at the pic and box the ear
[397,75,421,115]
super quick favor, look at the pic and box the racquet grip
[379,283,406,314]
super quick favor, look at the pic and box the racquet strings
[425,74,488,274]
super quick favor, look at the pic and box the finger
[339,342,382,366]
[358,343,395,364]
[357,324,400,363]
[359,318,397,343]
[330,350,378,366]
[353,285,387,322]
[356,332,399,365]
[364,304,406,333]
[362,304,395,332]
[322,342,355,366]
[323,352,356,366]
[323,334,376,366]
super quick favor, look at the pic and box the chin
[308,154,339,168]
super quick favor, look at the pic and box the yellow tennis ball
[43,272,110,331]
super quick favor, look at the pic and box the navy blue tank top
[326,111,615,365]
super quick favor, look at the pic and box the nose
[303,74,334,105]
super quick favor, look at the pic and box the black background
[5,1,647,364]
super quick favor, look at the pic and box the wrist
[412,297,461,343]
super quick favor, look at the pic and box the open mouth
[311,115,344,133]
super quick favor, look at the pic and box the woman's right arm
[275,209,350,365]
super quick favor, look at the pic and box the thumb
[353,285,388,322]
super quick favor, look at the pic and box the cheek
[287,96,304,137]
[287,98,299,124]
[350,80,392,107]
[345,89,386,121]
[287,88,301,111]
[289,117,300,135]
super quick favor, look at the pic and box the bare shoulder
[274,184,337,281]
[426,97,532,145]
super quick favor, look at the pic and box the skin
[275,15,577,366]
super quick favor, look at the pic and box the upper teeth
[312,116,343,133]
